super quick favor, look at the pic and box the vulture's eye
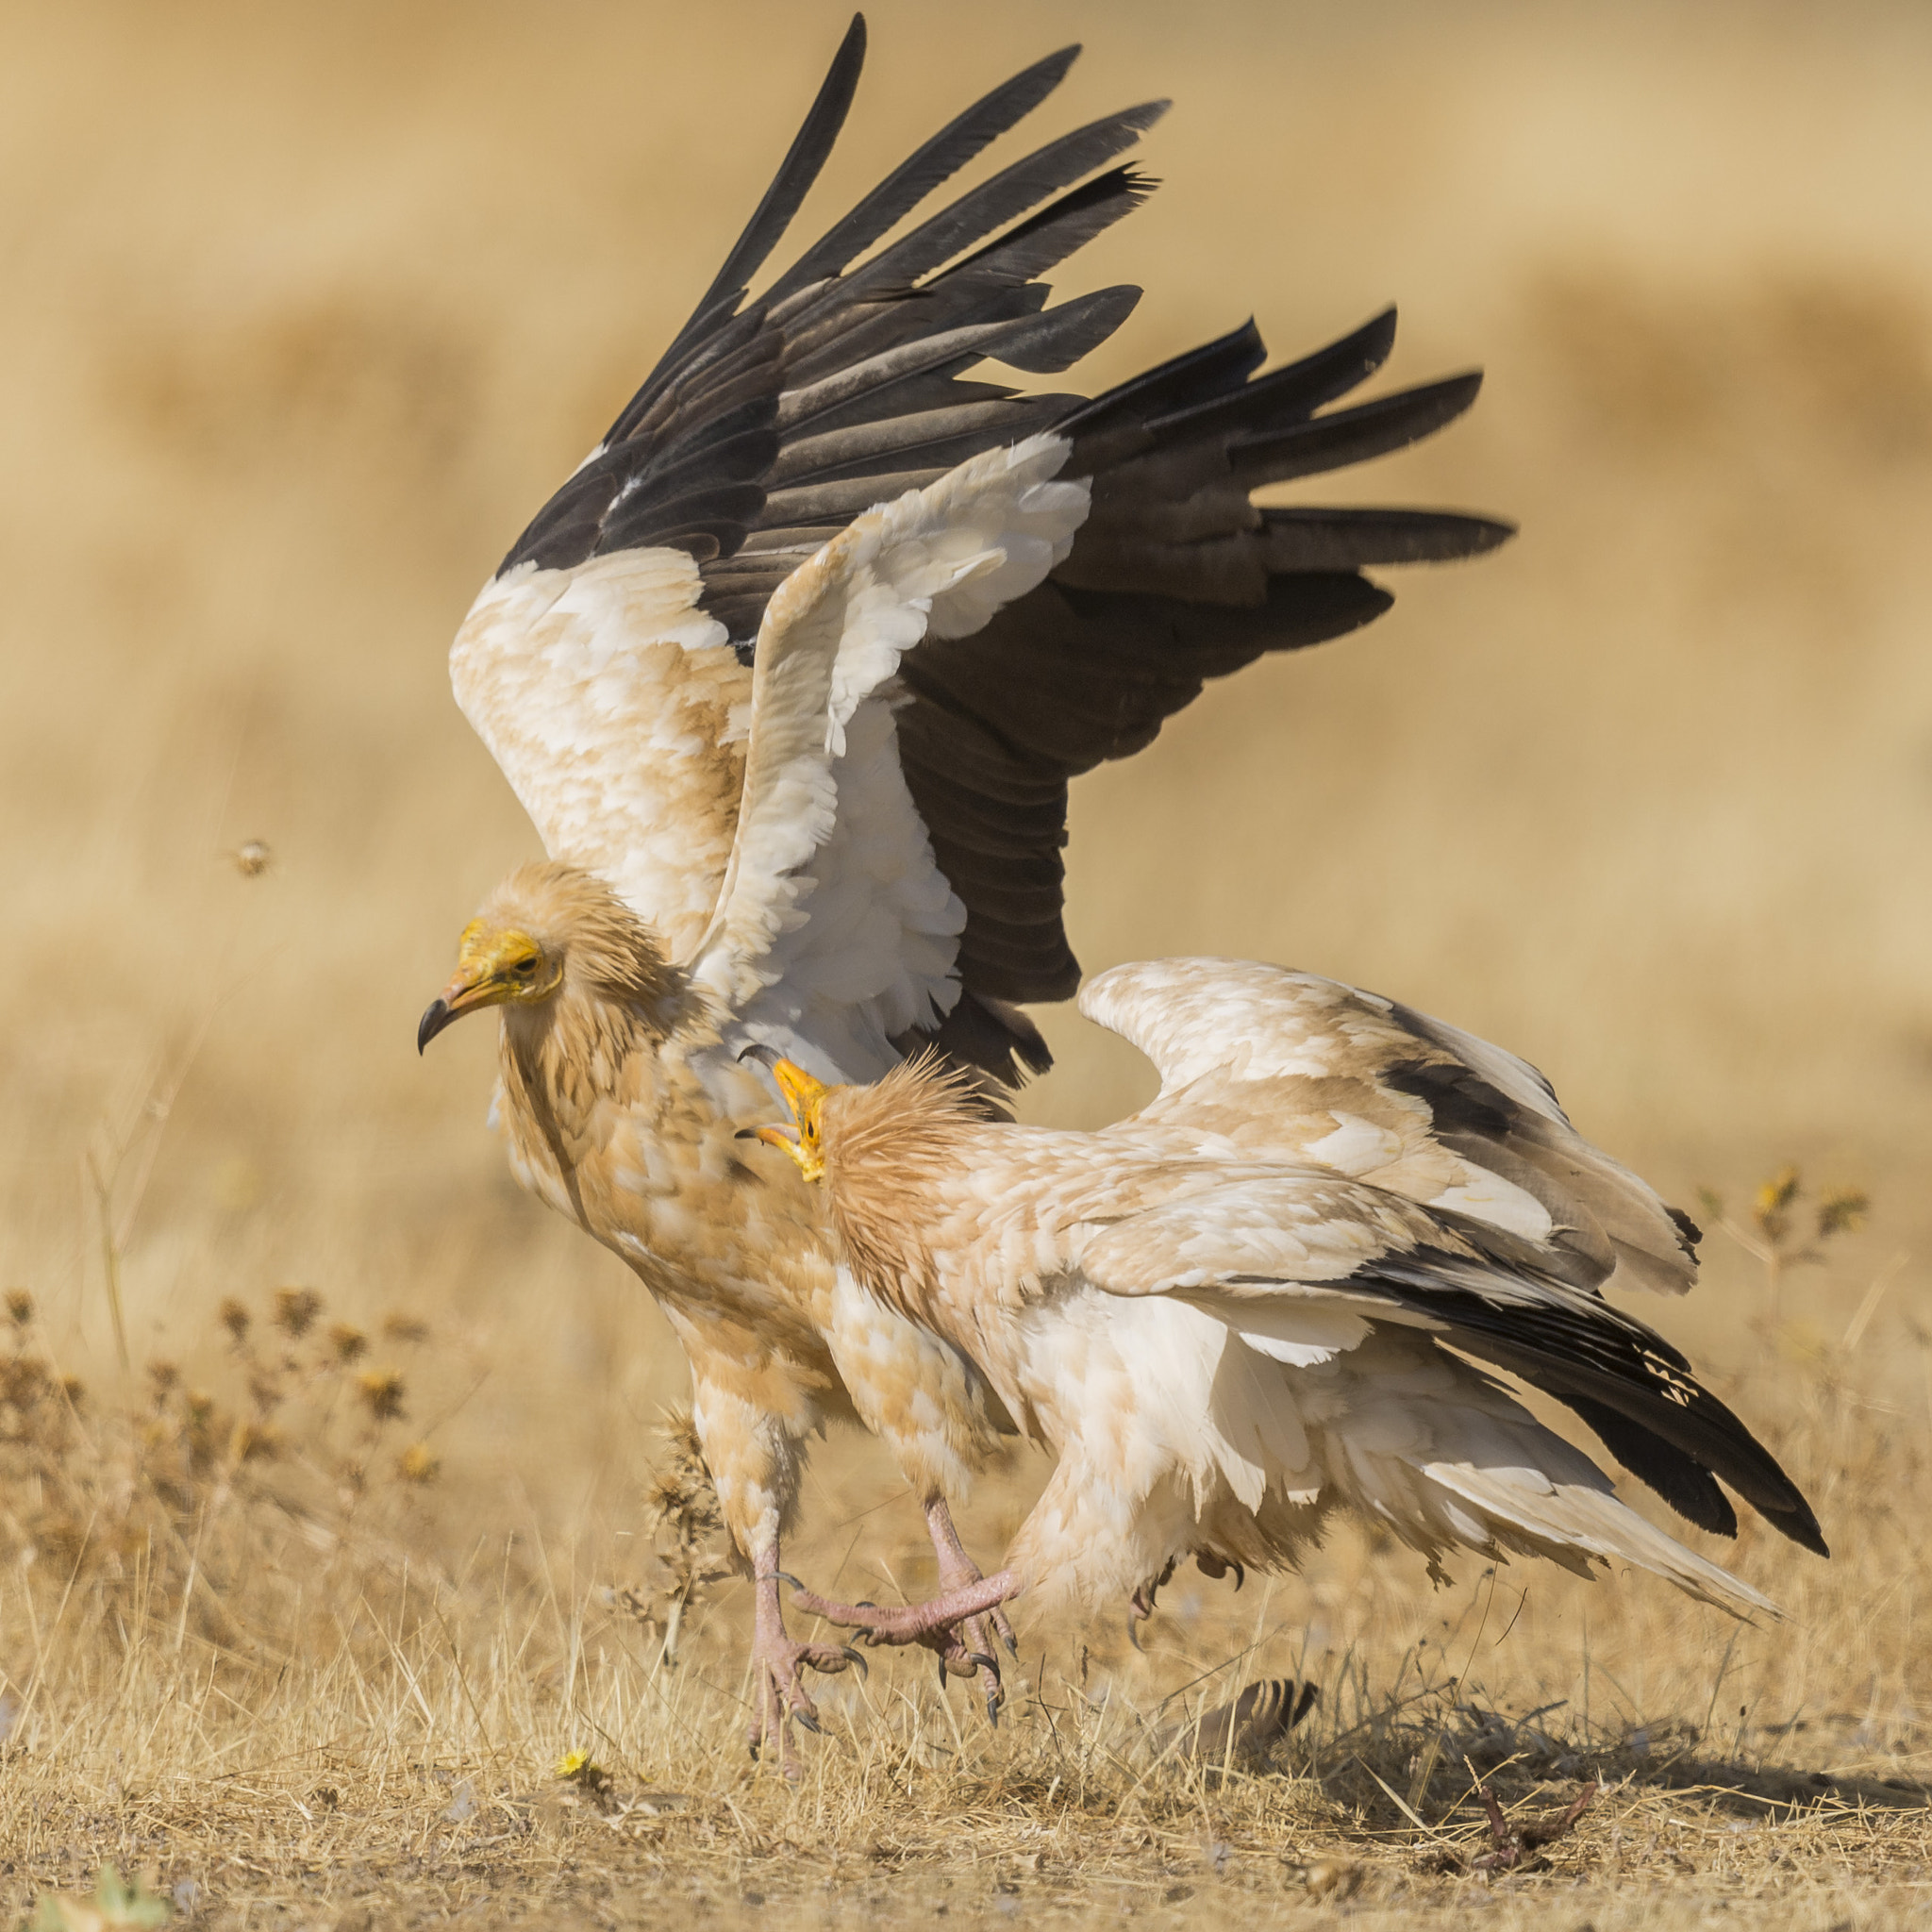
[511,958,536,976]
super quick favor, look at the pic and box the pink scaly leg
[747,1541,865,1779]
[923,1496,1017,1723]
[785,1560,1023,1718]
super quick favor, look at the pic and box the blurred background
[2,0,1927,1540]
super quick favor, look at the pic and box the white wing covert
[451,551,750,963]
[1081,958,1700,1297]
[690,436,1090,1077]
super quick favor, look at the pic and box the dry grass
[4,0,1932,1924]
[8,1273,1932,1930]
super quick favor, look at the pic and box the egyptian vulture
[416,17,1509,1764]
[754,958,1824,1633]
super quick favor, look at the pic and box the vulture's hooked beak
[418,957,500,1054]
[735,1047,832,1184]
[418,926,550,1055]
[417,997,457,1055]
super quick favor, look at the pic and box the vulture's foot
[1126,1557,1178,1652]
[923,1497,1018,1723]
[786,1569,1021,1721]
[748,1563,865,1778]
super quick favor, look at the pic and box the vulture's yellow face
[748,1058,832,1184]
[417,917,565,1053]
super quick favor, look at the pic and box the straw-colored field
[4,3,1931,1925]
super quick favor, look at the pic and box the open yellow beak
[738,1056,831,1182]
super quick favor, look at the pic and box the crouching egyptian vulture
[752,958,1826,1633]
[416,15,1509,1768]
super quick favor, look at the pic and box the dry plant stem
[747,1544,864,1779]
[82,1150,130,1373]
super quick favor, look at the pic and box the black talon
[937,1655,951,1693]
[840,1645,869,1679]
[793,1709,823,1736]
[965,1651,999,1677]
[1127,1610,1145,1654]
[772,1571,806,1591]
[1000,1628,1019,1658]
[855,1599,878,1610]
[986,1693,1001,1730]
[1230,1561,1245,1593]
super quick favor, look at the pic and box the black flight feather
[769,42,1083,300]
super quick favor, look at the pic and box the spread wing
[1067,1161,1825,1558]
[689,436,1088,1077]
[453,18,1512,1053]
[1082,958,1701,1297]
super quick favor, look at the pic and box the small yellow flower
[1752,1164,1801,1241]
[398,1441,441,1484]
[554,1750,606,1787]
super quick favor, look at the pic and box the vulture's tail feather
[1360,1249,1829,1557]
[1313,1354,1782,1618]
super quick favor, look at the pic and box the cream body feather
[452,549,750,964]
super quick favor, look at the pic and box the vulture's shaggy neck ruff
[822,1056,986,1321]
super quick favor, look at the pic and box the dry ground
[3,1,1932,1924]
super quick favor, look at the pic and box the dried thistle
[328,1323,369,1363]
[631,1407,731,1664]
[273,1287,323,1337]
[1701,1164,1874,1320]
[1817,1187,1870,1240]
[231,1418,282,1463]
[5,1290,32,1329]
[644,1406,725,1556]
[356,1369,406,1421]
[1,1270,467,1657]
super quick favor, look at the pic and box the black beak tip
[417,998,451,1057]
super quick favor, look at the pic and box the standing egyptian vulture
[753,959,1826,1630]
[416,17,1510,1761]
